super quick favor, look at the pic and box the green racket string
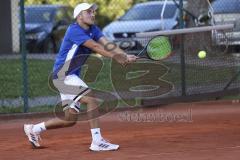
[147,36,172,60]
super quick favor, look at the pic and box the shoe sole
[89,146,119,151]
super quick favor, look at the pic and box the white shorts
[53,74,90,112]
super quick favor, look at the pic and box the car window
[25,8,54,23]
[120,4,177,21]
[212,0,240,13]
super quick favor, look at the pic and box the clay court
[1,100,240,160]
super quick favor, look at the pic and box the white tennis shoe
[89,139,119,151]
[24,124,41,148]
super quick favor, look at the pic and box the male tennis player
[24,3,137,151]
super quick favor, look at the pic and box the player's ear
[76,12,83,20]
[77,15,82,20]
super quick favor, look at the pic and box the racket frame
[137,35,173,61]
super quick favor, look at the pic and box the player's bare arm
[98,37,137,62]
[83,38,137,65]
[97,37,126,55]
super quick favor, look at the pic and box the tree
[25,0,134,28]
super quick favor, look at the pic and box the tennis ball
[198,50,206,59]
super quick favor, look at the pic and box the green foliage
[0,58,115,99]
[0,105,55,113]
[0,59,55,99]
[25,0,136,28]
[132,0,148,5]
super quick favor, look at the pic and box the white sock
[32,122,46,133]
[91,128,102,141]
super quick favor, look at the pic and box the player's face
[80,8,95,25]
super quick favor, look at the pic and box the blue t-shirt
[53,23,103,79]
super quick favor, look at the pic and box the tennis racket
[137,36,172,61]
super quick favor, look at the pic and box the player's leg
[24,75,85,148]
[79,93,119,151]
[23,107,78,148]
[44,107,78,129]
[24,74,119,150]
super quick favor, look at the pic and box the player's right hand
[126,55,137,63]
[113,53,127,66]
[113,53,137,66]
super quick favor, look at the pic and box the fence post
[19,0,29,112]
[179,0,186,96]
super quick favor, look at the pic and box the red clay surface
[1,100,240,160]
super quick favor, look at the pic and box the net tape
[136,24,234,37]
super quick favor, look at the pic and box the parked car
[102,1,186,53]
[211,0,240,48]
[24,5,73,53]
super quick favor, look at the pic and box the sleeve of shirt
[93,25,104,41]
[68,26,91,46]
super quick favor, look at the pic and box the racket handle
[136,57,151,61]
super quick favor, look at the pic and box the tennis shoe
[24,124,41,148]
[89,138,119,151]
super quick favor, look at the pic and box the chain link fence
[0,0,239,114]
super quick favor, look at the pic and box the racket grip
[136,57,151,61]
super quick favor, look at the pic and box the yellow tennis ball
[198,50,206,59]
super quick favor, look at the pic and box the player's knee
[63,101,81,113]
[64,108,78,126]
[63,116,77,127]
[63,120,76,127]
[89,97,100,106]
[81,96,100,106]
